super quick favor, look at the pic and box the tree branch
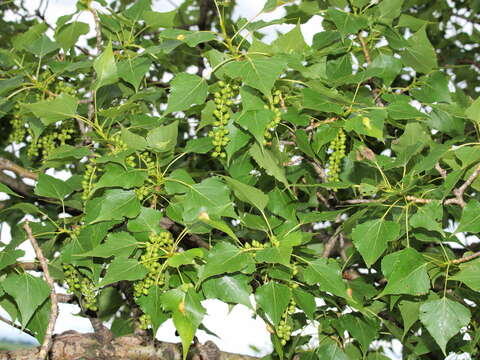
[444,163,480,208]
[0,158,38,180]
[23,221,58,360]
[358,32,384,107]
[0,315,36,337]
[450,251,480,265]
[0,172,34,197]
[0,332,259,360]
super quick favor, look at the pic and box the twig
[0,315,36,337]
[0,157,38,180]
[358,32,384,107]
[435,162,447,179]
[405,195,432,204]
[23,221,58,360]
[322,234,339,258]
[89,8,102,54]
[444,163,480,208]
[342,199,379,204]
[450,251,480,264]
[312,159,328,182]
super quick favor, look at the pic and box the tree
[0,0,479,358]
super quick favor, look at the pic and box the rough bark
[0,332,259,360]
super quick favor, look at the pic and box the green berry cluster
[27,123,74,160]
[135,186,150,201]
[63,264,97,311]
[109,134,128,154]
[263,90,283,145]
[244,240,268,249]
[327,128,346,183]
[134,232,173,297]
[55,82,76,97]
[277,299,296,345]
[82,158,98,200]
[139,313,152,330]
[8,104,26,143]
[208,81,238,158]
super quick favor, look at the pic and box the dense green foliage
[1,0,480,358]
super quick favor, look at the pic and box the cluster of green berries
[27,123,74,160]
[109,134,128,154]
[244,240,268,249]
[63,264,98,311]
[82,158,98,200]
[327,128,346,183]
[55,81,76,97]
[139,313,152,330]
[277,299,296,345]
[135,186,150,201]
[208,81,238,158]
[264,90,283,144]
[134,232,173,297]
[8,105,26,143]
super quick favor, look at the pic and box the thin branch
[342,199,379,204]
[89,8,102,54]
[435,162,447,180]
[405,195,433,204]
[450,251,480,264]
[444,163,480,208]
[0,157,38,180]
[358,32,384,107]
[23,221,58,360]
[0,315,36,337]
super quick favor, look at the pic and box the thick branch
[0,332,258,360]
[0,158,38,180]
[24,221,58,360]
[0,172,34,197]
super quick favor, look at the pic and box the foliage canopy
[0,0,480,359]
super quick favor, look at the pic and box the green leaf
[465,96,480,124]
[85,189,141,224]
[256,246,292,267]
[3,273,50,326]
[249,142,289,188]
[399,300,420,338]
[377,0,404,25]
[78,231,138,258]
[47,144,90,160]
[271,25,308,53]
[0,183,21,197]
[165,73,208,114]
[334,314,379,353]
[143,10,177,28]
[380,248,430,296]
[23,94,78,126]
[94,43,118,90]
[236,109,273,145]
[182,177,236,223]
[326,8,368,37]
[345,110,385,140]
[24,34,59,57]
[456,200,480,234]
[255,282,291,326]
[147,121,178,152]
[55,22,89,49]
[302,88,344,114]
[137,286,168,334]
[292,287,316,320]
[94,163,148,191]
[99,258,148,287]
[450,258,480,291]
[127,207,163,234]
[303,258,347,298]
[166,248,204,268]
[160,29,216,47]
[223,56,286,97]
[202,274,252,308]
[184,137,214,154]
[118,57,152,91]
[369,53,403,86]
[410,72,452,104]
[400,26,437,74]
[200,242,255,281]
[0,249,24,271]
[419,298,471,354]
[352,219,400,267]
[34,173,73,200]
[410,201,444,233]
[224,176,268,211]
